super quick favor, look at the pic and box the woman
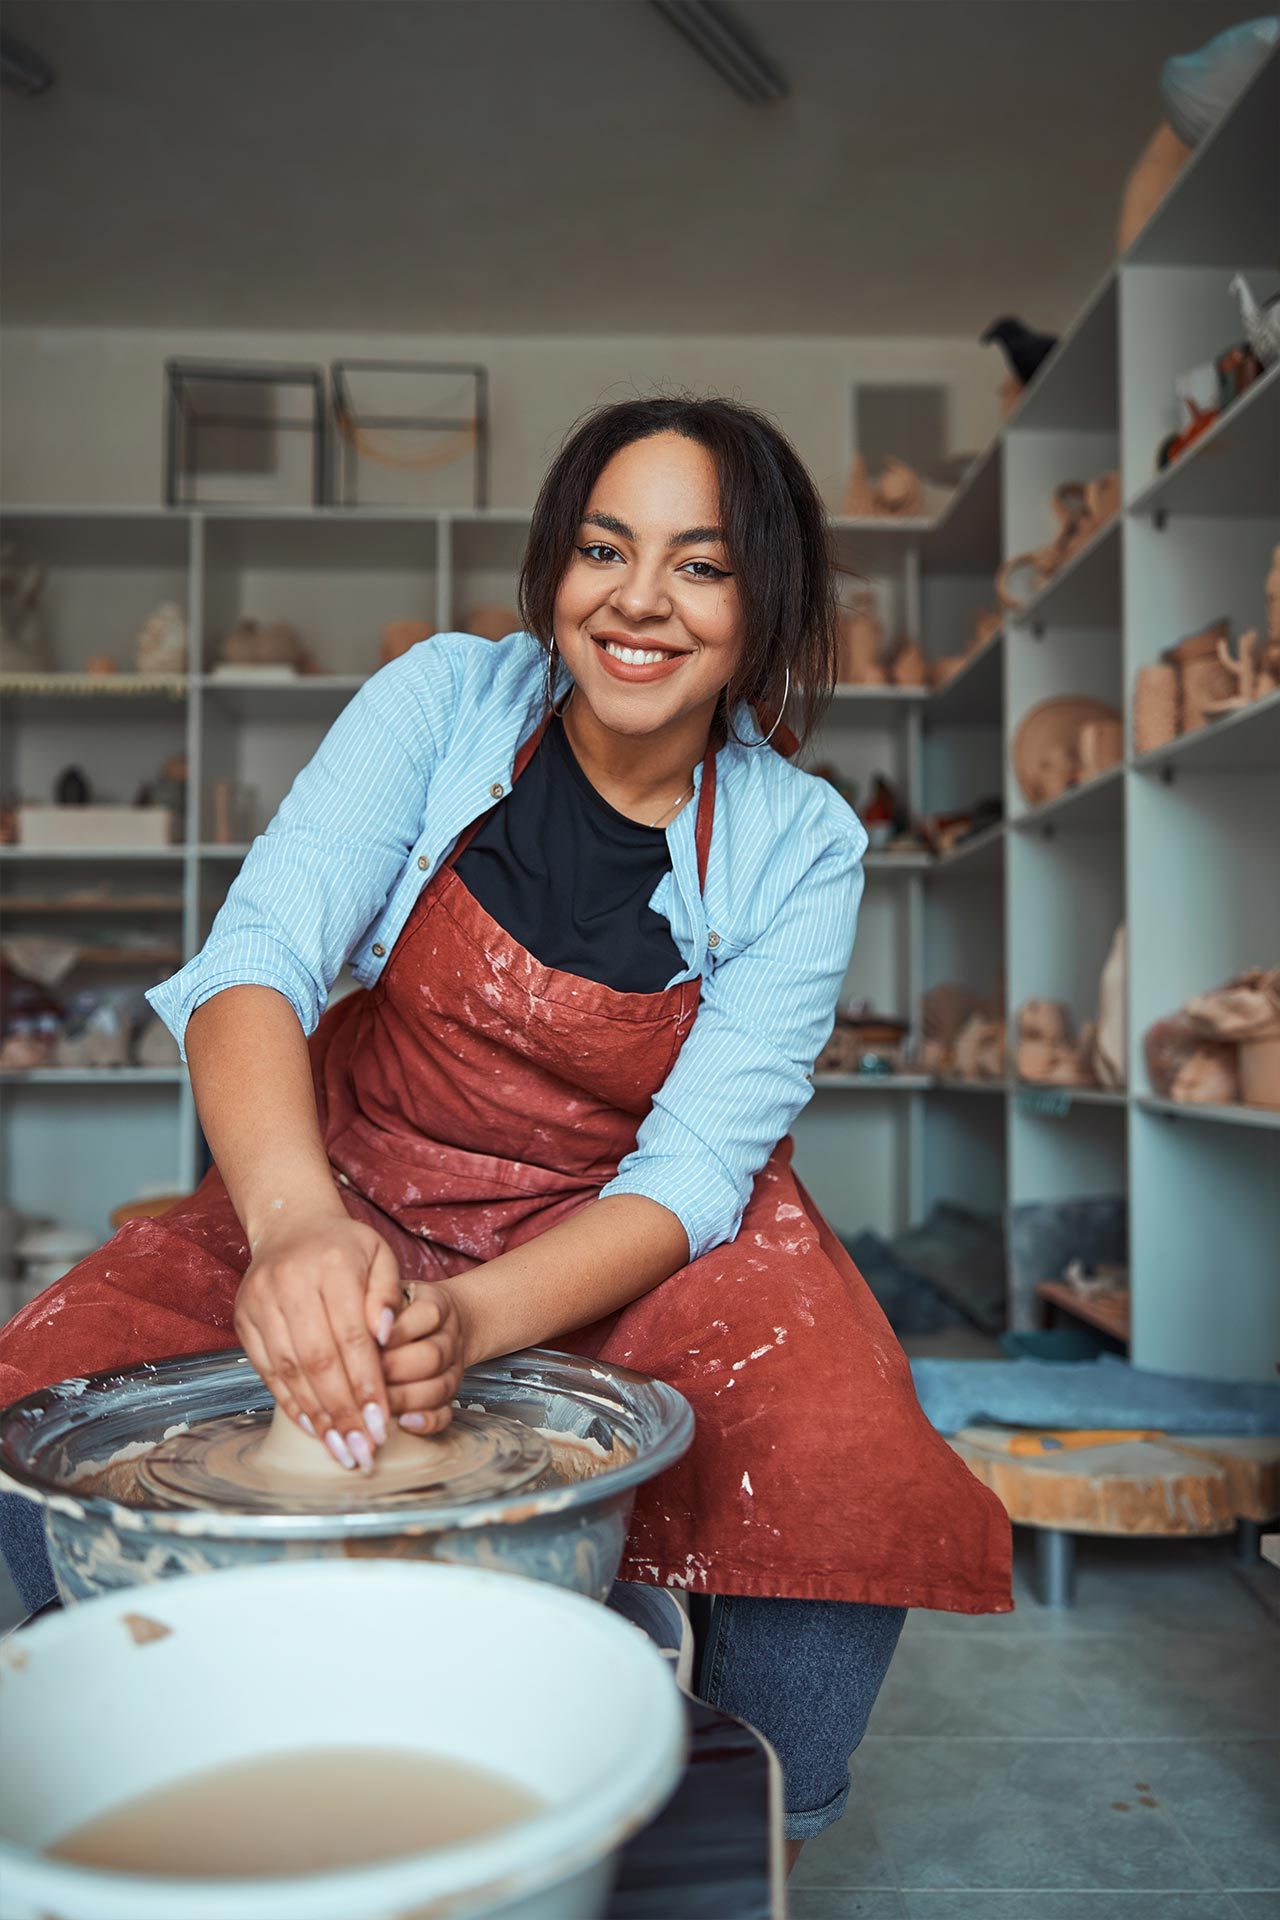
[0,394,1011,1855]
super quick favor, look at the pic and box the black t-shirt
[452,712,685,993]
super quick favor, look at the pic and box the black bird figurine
[980,316,1059,388]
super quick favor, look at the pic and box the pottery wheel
[135,1406,552,1515]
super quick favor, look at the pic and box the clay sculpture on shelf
[1229,273,1280,368]
[890,637,928,686]
[1015,998,1093,1088]
[1145,968,1280,1109]
[135,603,187,675]
[1169,619,1233,731]
[1133,662,1180,754]
[1091,925,1127,1089]
[1077,716,1125,780]
[837,593,886,685]
[215,618,311,676]
[980,316,1059,415]
[380,620,435,667]
[1012,697,1124,807]
[462,605,521,643]
[1205,628,1277,714]
[840,455,924,520]
[995,472,1121,615]
[0,541,48,673]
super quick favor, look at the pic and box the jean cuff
[783,1772,852,1841]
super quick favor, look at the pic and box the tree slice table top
[950,1427,1280,1538]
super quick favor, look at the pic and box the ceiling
[0,0,1248,338]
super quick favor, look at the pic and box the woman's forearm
[447,1195,690,1366]
[184,985,345,1248]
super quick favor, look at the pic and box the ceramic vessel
[838,594,886,684]
[1133,662,1179,753]
[1239,1036,1280,1109]
[1077,717,1124,778]
[0,1560,686,1920]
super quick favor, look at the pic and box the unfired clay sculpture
[840,454,925,520]
[891,638,928,686]
[1133,663,1180,754]
[838,594,886,685]
[135,603,187,676]
[1169,620,1234,732]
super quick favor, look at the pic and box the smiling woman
[0,390,1011,1861]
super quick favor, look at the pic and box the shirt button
[707,931,721,949]
[372,943,385,957]
[489,782,505,799]
[417,855,428,870]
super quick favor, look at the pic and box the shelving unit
[1,48,1276,1371]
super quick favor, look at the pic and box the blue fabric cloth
[692,1591,906,1840]
[912,1353,1280,1436]
[146,631,867,1263]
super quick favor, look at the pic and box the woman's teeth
[602,639,678,666]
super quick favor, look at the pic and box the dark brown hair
[517,391,840,751]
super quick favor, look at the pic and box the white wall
[0,326,1000,509]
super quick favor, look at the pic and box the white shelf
[0,846,186,862]
[864,851,932,873]
[1011,763,1123,833]
[929,821,1005,872]
[924,627,1002,724]
[1135,1096,1280,1132]
[811,1074,931,1092]
[0,1067,187,1086]
[1131,684,1280,777]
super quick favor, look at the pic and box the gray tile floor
[791,1532,1280,1920]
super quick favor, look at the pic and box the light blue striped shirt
[147,631,867,1263]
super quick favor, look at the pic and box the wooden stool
[950,1427,1280,1607]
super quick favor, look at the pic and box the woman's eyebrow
[583,511,726,547]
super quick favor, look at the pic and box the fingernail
[325,1429,356,1470]
[398,1412,428,1432]
[363,1401,387,1447]
[377,1308,394,1348]
[299,1414,316,1437]
[347,1430,374,1474]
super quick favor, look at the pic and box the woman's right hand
[233,1211,404,1472]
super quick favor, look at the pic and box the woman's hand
[381,1283,469,1434]
[234,1212,404,1470]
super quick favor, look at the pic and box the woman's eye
[576,544,728,582]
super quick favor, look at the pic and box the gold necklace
[647,783,695,829]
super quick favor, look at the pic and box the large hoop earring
[545,636,559,710]
[755,664,790,746]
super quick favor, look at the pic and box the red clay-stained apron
[0,710,1011,1613]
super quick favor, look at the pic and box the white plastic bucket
[0,1560,686,1920]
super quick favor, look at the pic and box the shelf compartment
[919,440,1001,574]
[1011,764,1123,834]
[198,673,367,721]
[1127,358,1280,520]
[928,822,1005,874]
[0,846,187,863]
[1014,1083,1127,1110]
[1010,517,1121,633]
[924,627,1002,725]
[1036,1277,1130,1343]
[930,1079,1009,1095]
[829,683,927,705]
[0,893,183,915]
[863,851,932,873]
[0,1067,187,1085]
[1132,684,1280,776]
[1004,270,1118,435]
[0,674,188,701]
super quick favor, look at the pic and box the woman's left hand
[381,1283,469,1434]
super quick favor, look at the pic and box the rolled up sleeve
[599,808,867,1263]
[145,648,450,1059]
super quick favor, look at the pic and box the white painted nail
[299,1414,316,1437]
[347,1430,374,1474]
[325,1429,356,1470]
[377,1308,394,1348]
[363,1402,387,1447]
[399,1413,428,1433]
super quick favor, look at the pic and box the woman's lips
[592,635,692,684]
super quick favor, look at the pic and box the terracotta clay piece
[1133,662,1179,754]
[840,454,924,520]
[890,637,928,686]
[1170,619,1234,732]
[1144,968,1280,1108]
[216,618,312,675]
[837,592,887,685]
[380,620,435,667]
[1015,999,1095,1088]
[995,471,1121,615]
[1012,697,1123,807]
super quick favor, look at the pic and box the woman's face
[552,432,746,739]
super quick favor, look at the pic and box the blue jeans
[691,1591,906,1840]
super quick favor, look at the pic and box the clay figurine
[1133,662,1179,753]
[217,618,309,674]
[1077,716,1124,779]
[838,593,886,684]
[1267,543,1280,647]
[1229,273,1280,368]
[980,316,1059,399]
[135,602,187,676]
[890,637,928,686]
[462,605,521,643]
[840,454,924,520]
[0,541,47,673]
[380,620,435,667]
[1166,619,1232,731]
[1204,628,1264,714]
